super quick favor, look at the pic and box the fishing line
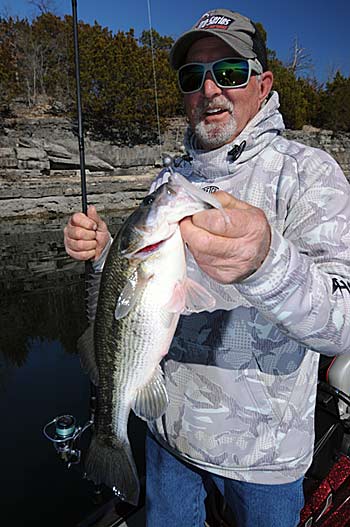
[146,0,162,160]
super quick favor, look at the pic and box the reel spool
[43,414,93,467]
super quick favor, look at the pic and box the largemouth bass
[78,172,223,505]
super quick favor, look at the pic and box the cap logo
[196,13,234,31]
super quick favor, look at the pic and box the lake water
[0,215,146,526]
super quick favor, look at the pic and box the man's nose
[202,72,222,97]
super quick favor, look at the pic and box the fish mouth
[119,174,223,260]
[133,239,165,257]
[121,237,168,260]
[121,221,179,260]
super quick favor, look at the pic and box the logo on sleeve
[202,185,220,193]
[332,277,350,295]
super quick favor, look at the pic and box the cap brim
[170,29,256,70]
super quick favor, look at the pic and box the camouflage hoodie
[148,91,350,484]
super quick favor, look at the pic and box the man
[64,8,350,527]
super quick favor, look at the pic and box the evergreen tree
[0,10,347,140]
[0,17,20,111]
[317,72,350,132]
[31,13,72,104]
[268,51,320,129]
[139,29,173,51]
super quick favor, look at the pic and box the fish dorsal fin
[77,324,99,385]
[165,278,216,314]
[132,365,169,421]
[115,265,153,320]
[86,271,102,322]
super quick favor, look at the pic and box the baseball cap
[170,8,268,71]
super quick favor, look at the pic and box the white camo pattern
[149,91,350,483]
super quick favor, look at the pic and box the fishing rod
[72,0,97,329]
[43,0,96,471]
[72,0,87,215]
[71,0,98,437]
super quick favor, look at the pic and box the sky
[2,0,350,84]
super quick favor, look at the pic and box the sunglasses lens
[178,64,205,93]
[178,59,251,93]
[213,59,250,87]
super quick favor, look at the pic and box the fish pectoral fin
[115,266,153,320]
[77,324,99,385]
[183,277,216,313]
[158,308,177,329]
[164,278,216,314]
[132,365,169,421]
[163,281,187,313]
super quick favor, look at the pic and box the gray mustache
[195,96,234,116]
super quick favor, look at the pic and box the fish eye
[143,194,155,206]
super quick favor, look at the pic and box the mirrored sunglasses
[178,57,263,94]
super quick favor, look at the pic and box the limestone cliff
[0,116,349,220]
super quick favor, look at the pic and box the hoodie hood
[183,91,285,181]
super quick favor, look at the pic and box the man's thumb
[214,191,252,210]
[87,205,105,230]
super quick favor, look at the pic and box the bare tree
[0,4,12,20]
[325,62,342,83]
[28,0,57,15]
[287,36,314,76]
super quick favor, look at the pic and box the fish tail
[84,435,140,506]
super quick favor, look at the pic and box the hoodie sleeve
[92,233,113,272]
[235,150,350,356]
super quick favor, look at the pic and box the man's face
[183,36,265,150]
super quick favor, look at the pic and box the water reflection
[0,215,124,365]
[0,214,145,526]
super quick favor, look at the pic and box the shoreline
[0,171,157,221]
[1,117,349,220]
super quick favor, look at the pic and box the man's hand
[180,191,271,284]
[64,205,110,261]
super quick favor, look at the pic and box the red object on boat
[299,455,350,526]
